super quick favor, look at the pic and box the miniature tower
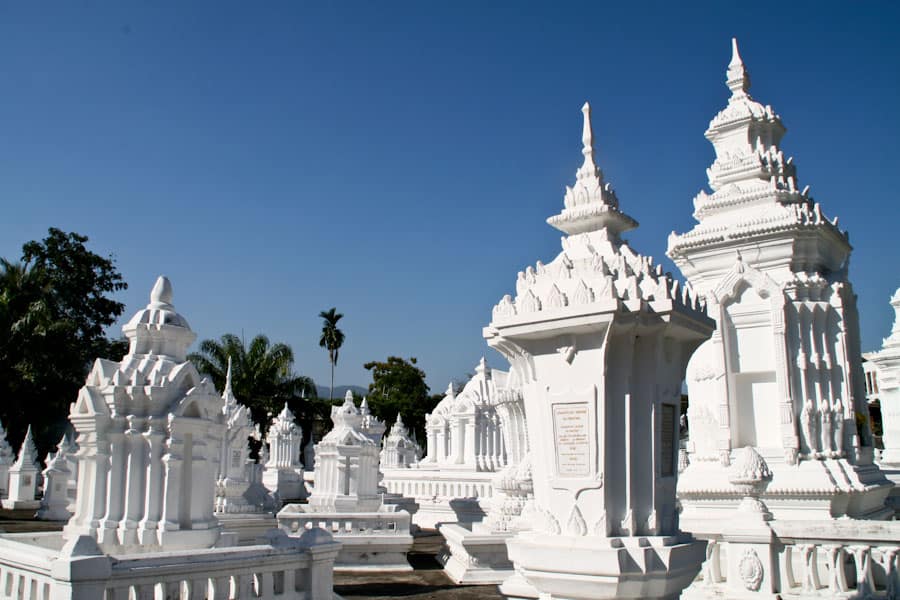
[37,449,72,520]
[263,402,305,501]
[667,40,892,529]
[216,357,268,514]
[2,425,42,509]
[307,393,381,512]
[865,287,900,515]
[381,414,419,468]
[303,431,316,471]
[63,276,225,552]
[0,418,16,497]
[278,392,414,570]
[423,361,506,472]
[868,288,900,466]
[358,396,386,445]
[483,102,713,599]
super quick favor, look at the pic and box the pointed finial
[223,356,235,401]
[149,276,174,307]
[360,396,370,415]
[396,413,404,426]
[726,38,750,96]
[581,102,595,167]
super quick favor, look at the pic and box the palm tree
[189,333,316,432]
[318,308,345,401]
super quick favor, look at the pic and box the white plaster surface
[668,39,892,531]
[483,101,712,599]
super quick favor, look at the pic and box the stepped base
[506,531,705,600]
[217,513,277,545]
[2,499,40,510]
[437,523,513,584]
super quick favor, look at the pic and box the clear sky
[1,2,898,393]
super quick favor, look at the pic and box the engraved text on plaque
[553,403,591,477]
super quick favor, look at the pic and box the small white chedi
[668,39,892,529]
[438,366,534,590]
[380,413,419,469]
[2,425,42,510]
[278,391,413,571]
[36,434,78,521]
[382,359,506,529]
[0,418,16,498]
[865,286,900,513]
[483,102,714,599]
[358,397,386,445]
[263,402,306,502]
[215,357,274,515]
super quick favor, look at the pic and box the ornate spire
[546,102,637,237]
[580,102,595,172]
[13,425,39,470]
[223,356,236,407]
[726,37,750,97]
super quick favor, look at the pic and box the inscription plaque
[553,403,591,477]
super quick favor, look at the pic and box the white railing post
[850,545,874,597]
[822,544,848,593]
[48,536,114,600]
[798,544,821,593]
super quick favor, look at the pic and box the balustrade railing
[699,520,900,598]
[0,531,339,600]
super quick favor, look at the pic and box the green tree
[0,228,127,454]
[189,333,316,434]
[363,356,436,441]
[318,307,345,401]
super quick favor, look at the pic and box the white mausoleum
[668,39,892,530]
[483,101,714,600]
[279,392,413,571]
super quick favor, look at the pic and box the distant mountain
[315,384,369,400]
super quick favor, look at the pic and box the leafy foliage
[0,228,127,454]
[318,307,345,401]
[363,356,436,441]
[189,333,317,435]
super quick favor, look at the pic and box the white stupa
[865,287,900,514]
[262,402,306,502]
[2,425,42,509]
[668,39,892,530]
[63,276,226,552]
[482,102,714,599]
[278,391,414,571]
[380,413,419,469]
[0,418,15,498]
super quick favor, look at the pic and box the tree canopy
[363,356,437,441]
[0,228,127,454]
[189,333,317,435]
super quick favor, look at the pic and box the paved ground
[0,512,502,600]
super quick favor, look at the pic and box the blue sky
[1,2,898,393]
